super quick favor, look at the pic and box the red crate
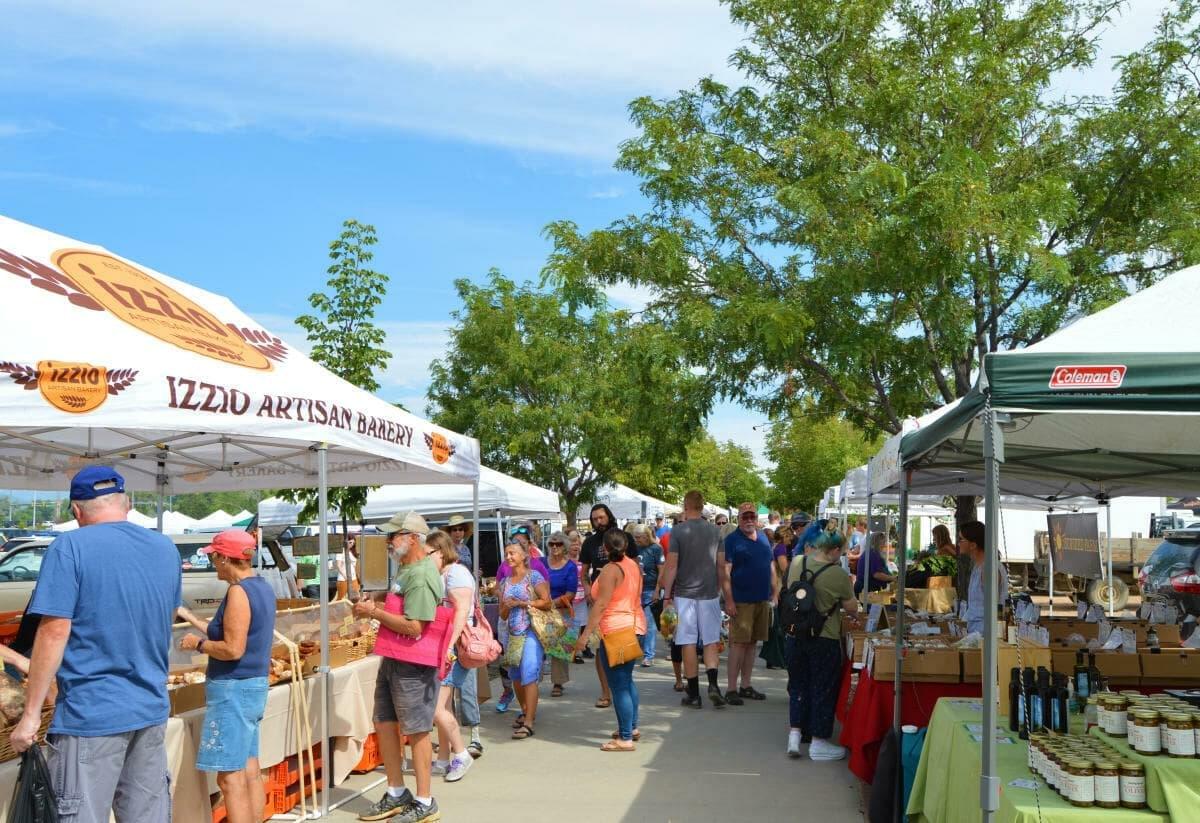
[268,771,322,816]
[265,742,322,787]
[352,732,381,773]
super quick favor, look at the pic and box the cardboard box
[1140,650,1200,686]
[872,644,961,683]
[963,641,1051,683]
[1043,619,1181,647]
[300,645,350,676]
[903,588,957,614]
[169,681,207,716]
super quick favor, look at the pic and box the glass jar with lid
[1065,760,1094,807]
[1102,695,1129,735]
[1165,712,1196,757]
[1130,710,1162,756]
[1093,760,1120,809]
[1119,761,1146,809]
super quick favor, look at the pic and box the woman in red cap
[179,529,276,823]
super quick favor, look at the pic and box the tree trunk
[563,494,577,530]
[954,495,979,533]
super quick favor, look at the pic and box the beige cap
[380,511,430,535]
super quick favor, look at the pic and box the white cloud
[604,281,661,311]
[0,170,149,195]
[0,120,55,138]
[0,1,746,159]
[706,401,771,471]
[587,186,624,200]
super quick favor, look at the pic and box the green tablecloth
[1089,725,1200,817]
[907,698,1168,823]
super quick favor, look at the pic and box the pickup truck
[0,534,228,614]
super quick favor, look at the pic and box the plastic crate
[265,742,322,786]
[351,732,381,773]
[268,770,322,816]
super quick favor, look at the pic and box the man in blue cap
[11,466,182,822]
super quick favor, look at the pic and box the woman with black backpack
[783,531,860,761]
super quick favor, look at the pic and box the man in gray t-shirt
[661,491,731,709]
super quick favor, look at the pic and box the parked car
[0,534,228,613]
[1139,527,1200,616]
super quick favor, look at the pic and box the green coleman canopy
[872,264,1200,500]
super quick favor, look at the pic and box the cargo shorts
[46,722,171,823]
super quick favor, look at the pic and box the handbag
[503,634,526,669]
[456,603,502,669]
[601,625,643,665]
[373,594,455,679]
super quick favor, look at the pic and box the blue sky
[0,0,1170,476]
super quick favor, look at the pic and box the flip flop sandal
[673,683,685,692]
[594,697,612,708]
[511,724,535,739]
[611,729,641,741]
[600,740,635,752]
[551,685,564,697]
[511,713,526,729]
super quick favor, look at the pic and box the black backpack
[781,557,838,641]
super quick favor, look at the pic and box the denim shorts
[441,659,470,689]
[196,676,269,773]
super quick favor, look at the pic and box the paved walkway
[319,650,864,822]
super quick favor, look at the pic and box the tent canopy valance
[0,214,480,494]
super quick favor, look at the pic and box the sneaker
[358,789,414,821]
[641,658,653,667]
[739,686,766,701]
[445,754,473,783]
[582,647,595,659]
[707,686,727,709]
[573,654,584,664]
[681,695,703,709]
[809,738,847,761]
[466,740,483,759]
[430,760,449,776]
[724,690,744,706]
[495,688,514,713]
[787,729,802,759]
[394,798,440,822]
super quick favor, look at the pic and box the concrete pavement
[319,650,864,822]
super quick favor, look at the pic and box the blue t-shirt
[207,575,277,681]
[544,559,579,601]
[638,544,665,591]
[655,525,671,539]
[724,529,773,603]
[30,521,182,736]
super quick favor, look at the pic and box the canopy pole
[155,457,167,533]
[316,443,330,818]
[1047,516,1055,618]
[1103,486,1114,616]
[863,463,873,609]
[472,481,480,579]
[981,408,1004,822]
[496,509,503,565]
[892,471,910,821]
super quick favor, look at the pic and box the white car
[0,534,228,614]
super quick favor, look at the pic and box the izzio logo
[1048,365,1127,390]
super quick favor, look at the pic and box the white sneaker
[787,729,802,759]
[808,737,847,761]
[445,753,473,783]
[431,759,449,776]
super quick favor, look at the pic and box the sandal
[512,724,535,739]
[600,740,635,752]
[611,729,641,741]
[551,685,564,698]
[673,682,685,692]
[594,697,612,709]
[511,713,526,729]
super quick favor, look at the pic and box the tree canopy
[765,412,881,514]
[617,431,766,510]
[543,0,1200,438]
[427,272,710,525]
[281,220,392,523]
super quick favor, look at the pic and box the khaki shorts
[730,601,771,643]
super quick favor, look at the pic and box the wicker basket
[331,631,377,662]
[0,702,55,764]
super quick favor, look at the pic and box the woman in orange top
[574,529,644,751]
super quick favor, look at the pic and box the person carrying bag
[9,747,58,823]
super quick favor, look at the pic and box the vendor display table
[1089,724,1200,818]
[837,662,979,783]
[907,698,1168,823]
[0,655,382,822]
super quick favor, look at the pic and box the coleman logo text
[1048,365,1127,390]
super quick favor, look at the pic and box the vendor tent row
[52,507,253,532]
[861,263,1200,821]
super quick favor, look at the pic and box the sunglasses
[548,541,565,547]
[448,525,467,531]
[739,513,757,520]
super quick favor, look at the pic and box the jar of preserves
[1103,695,1129,736]
[1165,713,1196,758]
[1093,760,1120,809]
[1046,748,1065,793]
[1065,760,1094,806]
[1119,761,1147,809]
[1130,710,1162,756]
[1191,711,1200,754]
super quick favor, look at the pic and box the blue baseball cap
[69,466,126,501]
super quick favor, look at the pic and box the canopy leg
[981,408,1004,822]
[317,443,330,818]
[472,481,480,579]
[893,473,909,821]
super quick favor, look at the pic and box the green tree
[616,432,767,509]
[280,220,392,529]
[766,413,881,515]
[428,271,710,527]
[543,0,1200,523]
[170,491,268,521]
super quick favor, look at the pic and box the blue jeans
[599,643,639,740]
[197,677,269,772]
[455,659,480,728]
[639,592,657,660]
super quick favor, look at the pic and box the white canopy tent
[576,482,680,522]
[53,508,198,533]
[0,214,480,816]
[191,508,235,529]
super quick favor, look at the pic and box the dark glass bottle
[1009,666,1022,733]
[1074,649,1090,707]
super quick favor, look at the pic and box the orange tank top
[593,555,646,636]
